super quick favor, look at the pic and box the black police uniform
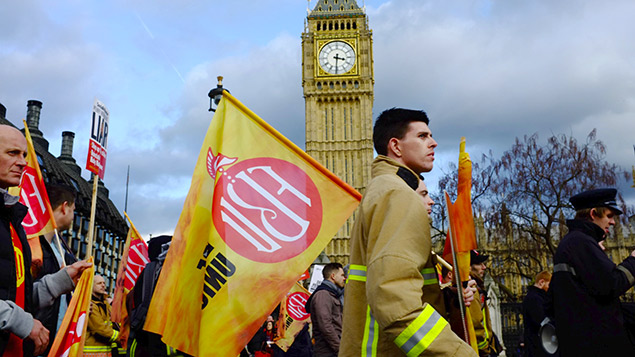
[551,189,635,356]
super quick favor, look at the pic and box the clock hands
[319,41,354,75]
[333,53,346,74]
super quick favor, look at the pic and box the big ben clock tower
[302,0,374,265]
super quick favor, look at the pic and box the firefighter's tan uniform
[340,156,476,356]
[470,275,498,356]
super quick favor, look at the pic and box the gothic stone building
[434,212,635,302]
[0,100,127,294]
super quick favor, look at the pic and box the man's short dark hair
[46,183,76,210]
[322,262,343,280]
[373,108,430,156]
[574,207,611,221]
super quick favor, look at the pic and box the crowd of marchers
[4,105,635,357]
[238,109,635,357]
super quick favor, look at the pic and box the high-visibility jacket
[340,156,476,357]
[469,275,496,356]
[84,294,119,355]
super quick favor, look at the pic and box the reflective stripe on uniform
[421,267,438,286]
[554,263,576,276]
[362,305,379,357]
[347,264,367,283]
[478,339,488,349]
[130,339,138,356]
[480,305,490,351]
[617,265,635,285]
[83,345,113,352]
[110,329,120,342]
[394,305,448,356]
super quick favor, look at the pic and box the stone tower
[302,0,374,264]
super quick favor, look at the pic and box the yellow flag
[145,91,360,356]
[48,258,95,357]
[275,282,311,352]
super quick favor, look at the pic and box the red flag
[9,121,58,276]
[442,137,477,262]
[48,258,94,357]
[442,137,478,351]
[111,212,149,347]
[298,269,310,281]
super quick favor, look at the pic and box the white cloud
[2,0,635,235]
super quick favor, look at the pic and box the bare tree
[433,129,630,300]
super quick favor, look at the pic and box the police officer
[551,188,635,356]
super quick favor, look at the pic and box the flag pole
[125,165,130,212]
[431,251,452,272]
[85,174,99,258]
[53,229,67,268]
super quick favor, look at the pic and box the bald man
[0,124,91,355]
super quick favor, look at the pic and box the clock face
[318,41,356,75]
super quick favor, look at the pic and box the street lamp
[208,76,229,112]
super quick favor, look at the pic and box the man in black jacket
[522,271,551,356]
[33,183,79,353]
[0,124,50,355]
[0,125,91,356]
[551,188,635,356]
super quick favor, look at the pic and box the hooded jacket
[551,219,635,356]
[339,156,475,356]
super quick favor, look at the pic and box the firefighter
[339,108,476,356]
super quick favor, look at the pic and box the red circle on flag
[212,158,323,263]
[19,166,51,234]
[287,292,310,321]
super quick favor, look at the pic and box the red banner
[111,213,149,347]
[14,121,56,238]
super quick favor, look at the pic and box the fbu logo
[210,151,323,263]
[19,166,51,234]
[287,292,310,321]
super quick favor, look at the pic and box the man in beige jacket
[340,108,476,356]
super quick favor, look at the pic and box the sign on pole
[308,265,324,293]
[84,98,109,258]
[86,99,109,179]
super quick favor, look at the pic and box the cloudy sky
[2,0,634,237]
